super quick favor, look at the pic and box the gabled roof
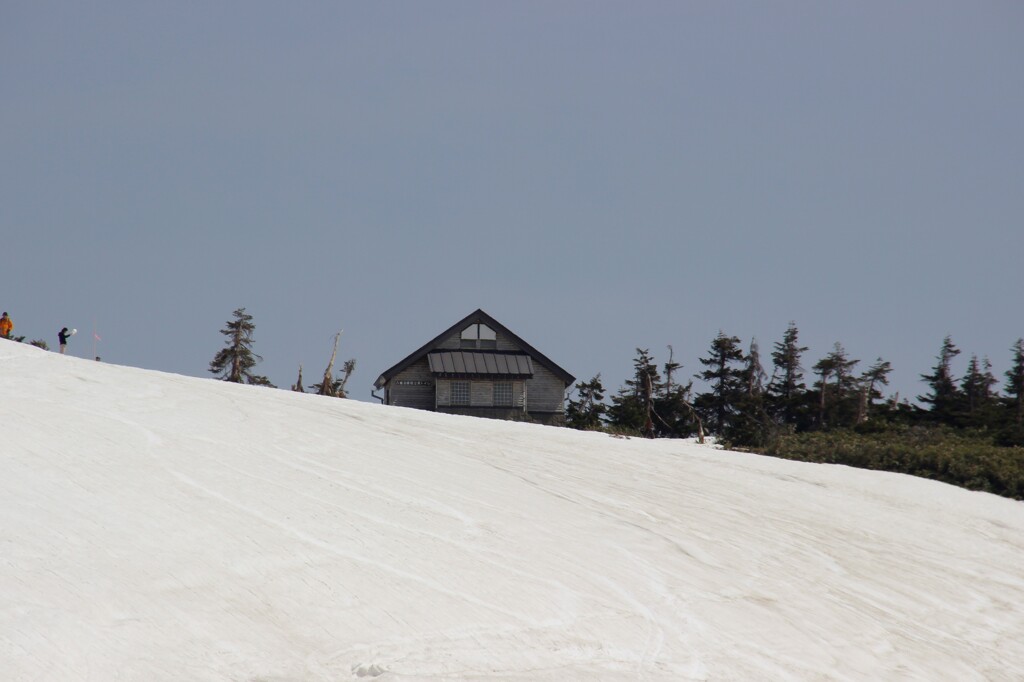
[375,309,575,389]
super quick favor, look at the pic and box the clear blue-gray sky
[3,2,1022,404]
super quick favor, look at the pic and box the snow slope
[2,341,1023,681]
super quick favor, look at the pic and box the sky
[3,2,1022,403]
[4,340,1023,679]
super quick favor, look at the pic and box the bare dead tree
[643,372,655,438]
[661,344,704,444]
[665,345,679,396]
[292,364,304,392]
[319,332,342,397]
[316,332,356,398]
[856,385,868,424]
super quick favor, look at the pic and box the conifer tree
[768,322,808,426]
[960,355,998,426]
[209,308,266,384]
[335,359,356,398]
[858,357,893,422]
[695,331,745,435]
[608,349,662,436]
[813,343,858,428]
[918,335,962,421]
[656,378,702,440]
[1004,339,1024,442]
[655,345,703,440]
[566,374,608,431]
[982,357,998,401]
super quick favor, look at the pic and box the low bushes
[760,425,1024,500]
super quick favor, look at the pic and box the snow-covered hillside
[3,341,1023,681]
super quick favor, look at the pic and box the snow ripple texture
[2,342,1023,681]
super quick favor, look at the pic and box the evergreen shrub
[761,425,1024,500]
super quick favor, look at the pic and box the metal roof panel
[426,351,534,378]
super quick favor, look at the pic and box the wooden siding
[526,363,568,414]
[435,379,451,407]
[470,381,492,407]
[387,358,435,410]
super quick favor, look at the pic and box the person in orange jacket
[0,312,13,339]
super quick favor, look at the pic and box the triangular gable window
[460,323,497,349]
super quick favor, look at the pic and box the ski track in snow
[2,343,1024,680]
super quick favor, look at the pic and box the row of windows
[450,380,513,407]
